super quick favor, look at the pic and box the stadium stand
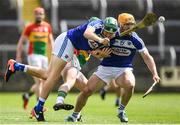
[0,27,20,44]
[39,0,180,89]
[0,0,17,20]
[0,0,180,91]
[58,0,100,19]
[153,0,180,20]
[106,0,146,19]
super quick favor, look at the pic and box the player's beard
[35,18,42,24]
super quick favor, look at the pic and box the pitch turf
[0,92,180,124]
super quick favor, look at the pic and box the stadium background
[0,0,180,92]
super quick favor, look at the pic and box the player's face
[121,23,135,32]
[102,30,115,39]
[34,12,45,23]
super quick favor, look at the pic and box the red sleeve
[23,25,32,37]
[48,24,53,34]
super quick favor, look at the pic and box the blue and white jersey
[100,32,147,68]
[67,20,104,50]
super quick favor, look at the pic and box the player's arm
[91,47,112,59]
[140,49,160,83]
[84,26,109,45]
[48,24,54,50]
[48,33,54,50]
[16,34,27,62]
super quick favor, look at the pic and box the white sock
[23,65,28,72]
[118,104,125,113]
[39,97,46,102]
[56,96,64,104]
[72,112,81,118]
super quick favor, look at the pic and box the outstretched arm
[140,49,160,83]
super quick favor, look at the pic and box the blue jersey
[67,20,104,50]
[100,32,147,68]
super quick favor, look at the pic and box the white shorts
[27,54,48,69]
[65,54,81,71]
[61,55,82,79]
[52,32,74,62]
[94,65,133,84]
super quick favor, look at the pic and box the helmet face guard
[104,17,118,33]
[104,25,117,33]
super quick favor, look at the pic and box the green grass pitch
[0,92,180,124]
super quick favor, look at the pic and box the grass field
[0,92,180,124]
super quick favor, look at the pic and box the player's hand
[152,74,161,83]
[99,48,112,58]
[92,47,112,59]
[99,38,110,45]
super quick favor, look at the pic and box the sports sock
[28,91,34,97]
[101,87,105,92]
[56,91,67,104]
[115,98,120,106]
[72,112,80,119]
[35,97,45,111]
[14,63,25,71]
[23,91,33,100]
[118,104,125,113]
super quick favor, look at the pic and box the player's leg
[4,59,27,82]
[65,71,88,122]
[38,55,49,97]
[99,79,121,106]
[66,65,113,122]
[4,59,48,82]
[54,54,84,111]
[22,54,46,110]
[99,84,110,100]
[110,80,121,107]
[53,66,78,111]
[54,67,88,111]
[66,74,104,122]
[32,55,67,121]
[22,77,40,109]
[4,59,44,109]
[29,55,49,118]
[32,32,74,121]
[73,71,88,91]
[103,79,121,106]
[114,86,121,107]
[26,65,47,80]
[115,70,135,122]
[22,55,40,109]
[30,79,40,97]
[116,70,135,109]
[53,54,81,111]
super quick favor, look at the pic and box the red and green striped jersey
[23,21,52,55]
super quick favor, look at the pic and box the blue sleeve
[87,20,103,31]
[87,20,103,35]
[132,32,147,52]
